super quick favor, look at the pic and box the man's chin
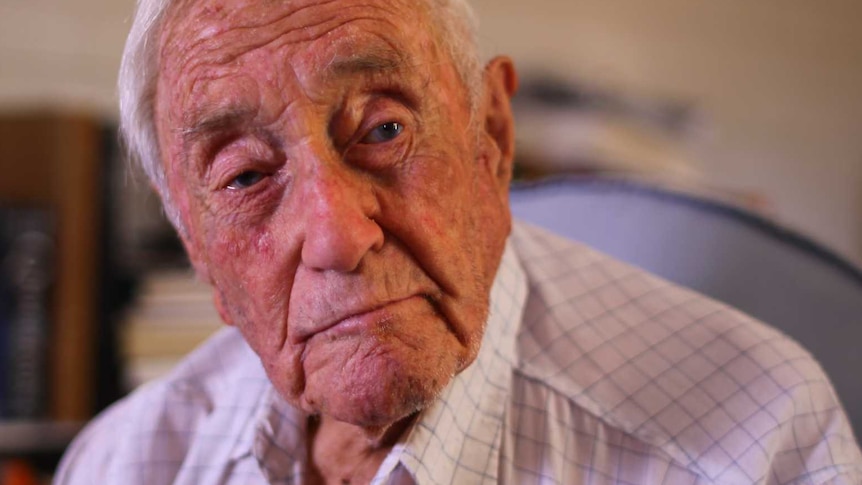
[296,345,456,434]
[285,307,470,428]
[313,376,436,438]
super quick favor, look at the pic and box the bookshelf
[0,112,104,452]
[0,422,83,454]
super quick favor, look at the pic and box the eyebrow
[179,106,256,144]
[324,50,406,80]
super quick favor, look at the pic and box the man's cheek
[205,243,267,323]
[203,220,276,278]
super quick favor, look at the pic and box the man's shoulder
[55,327,270,484]
[509,221,862,484]
[105,326,265,423]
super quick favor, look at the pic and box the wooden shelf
[0,111,102,422]
[0,421,83,454]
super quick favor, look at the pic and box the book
[120,269,222,389]
[0,207,54,420]
[0,214,10,418]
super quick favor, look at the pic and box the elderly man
[58,0,861,483]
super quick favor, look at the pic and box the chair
[510,176,862,439]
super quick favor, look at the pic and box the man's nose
[299,162,384,272]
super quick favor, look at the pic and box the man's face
[155,0,515,431]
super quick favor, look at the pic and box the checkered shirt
[55,221,862,484]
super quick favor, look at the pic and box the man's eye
[227,171,265,190]
[361,122,403,144]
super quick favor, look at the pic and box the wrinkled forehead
[158,0,436,75]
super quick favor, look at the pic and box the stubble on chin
[296,323,460,429]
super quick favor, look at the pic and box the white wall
[1,0,860,264]
[473,0,862,265]
[0,0,133,115]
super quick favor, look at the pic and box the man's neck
[306,414,416,485]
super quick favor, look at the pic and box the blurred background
[0,0,861,482]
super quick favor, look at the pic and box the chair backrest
[510,177,862,439]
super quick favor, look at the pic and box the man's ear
[479,56,519,192]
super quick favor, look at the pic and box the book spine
[1,209,54,420]
[0,223,8,419]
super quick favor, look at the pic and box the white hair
[118,0,482,230]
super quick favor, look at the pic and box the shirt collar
[220,357,305,482]
[240,237,528,484]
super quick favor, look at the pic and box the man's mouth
[293,294,427,343]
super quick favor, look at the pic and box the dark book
[0,207,54,419]
[0,215,9,418]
